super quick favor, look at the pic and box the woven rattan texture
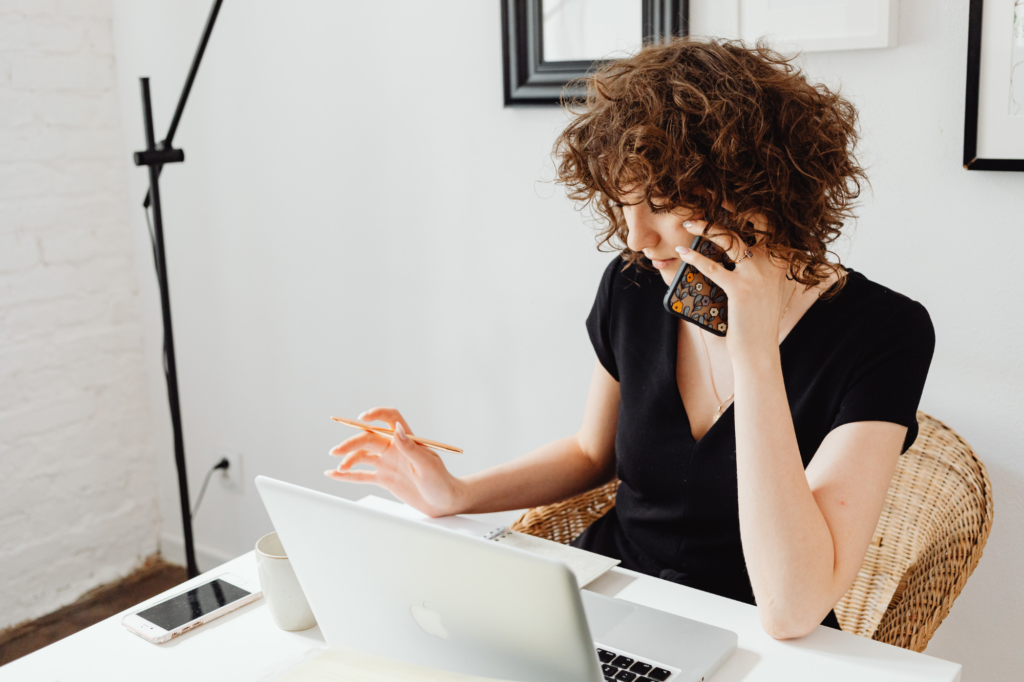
[508,411,993,651]
[510,481,619,545]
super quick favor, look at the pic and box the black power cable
[191,457,230,519]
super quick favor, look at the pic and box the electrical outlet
[217,451,245,494]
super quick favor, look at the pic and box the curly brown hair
[553,36,867,296]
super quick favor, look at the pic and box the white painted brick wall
[0,0,161,630]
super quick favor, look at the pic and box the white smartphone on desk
[122,573,261,644]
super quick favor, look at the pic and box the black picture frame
[501,0,689,106]
[963,0,1024,171]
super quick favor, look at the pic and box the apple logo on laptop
[410,601,449,639]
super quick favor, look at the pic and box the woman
[326,38,935,639]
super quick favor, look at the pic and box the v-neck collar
[666,267,854,446]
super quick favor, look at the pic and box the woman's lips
[650,257,678,270]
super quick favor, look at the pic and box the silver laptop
[256,476,736,682]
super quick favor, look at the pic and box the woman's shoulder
[592,255,666,319]
[829,267,928,313]
[587,256,666,382]
[822,267,934,343]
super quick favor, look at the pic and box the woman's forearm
[452,434,615,515]
[732,351,838,638]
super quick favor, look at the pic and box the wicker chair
[509,411,993,652]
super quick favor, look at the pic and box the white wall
[0,0,161,630]
[111,2,1023,680]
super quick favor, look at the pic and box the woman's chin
[658,267,680,286]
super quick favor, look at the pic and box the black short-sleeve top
[573,256,936,607]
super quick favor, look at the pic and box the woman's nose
[625,211,658,253]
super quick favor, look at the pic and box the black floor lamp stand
[132,0,224,580]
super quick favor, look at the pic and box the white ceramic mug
[255,531,317,631]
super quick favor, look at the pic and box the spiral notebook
[356,496,619,588]
[480,525,619,587]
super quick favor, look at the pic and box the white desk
[1,500,962,682]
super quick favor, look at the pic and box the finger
[324,469,378,483]
[393,421,442,473]
[676,243,732,283]
[357,407,414,435]
[329,431,391,456]
[335,450,381,471]
[683,219,743,261]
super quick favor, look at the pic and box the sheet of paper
[270,646,517,682]
[491,530,620,588]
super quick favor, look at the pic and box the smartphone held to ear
[663,235,732,336]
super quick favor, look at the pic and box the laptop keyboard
[596,647,675,681]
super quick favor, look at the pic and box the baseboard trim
[159,533,237,573]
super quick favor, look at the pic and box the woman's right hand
[325,407,466,518]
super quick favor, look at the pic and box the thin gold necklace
[699,283,799,422]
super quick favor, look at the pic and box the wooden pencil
[330,416,464,454]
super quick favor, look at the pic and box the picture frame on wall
[501,0,689,106]
[732,0,898,53]
[964,0,1024,171]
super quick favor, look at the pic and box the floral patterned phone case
[663,235,731,336]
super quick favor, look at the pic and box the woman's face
[619,191,703,286]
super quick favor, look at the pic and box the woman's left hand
[675,207,795,363]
